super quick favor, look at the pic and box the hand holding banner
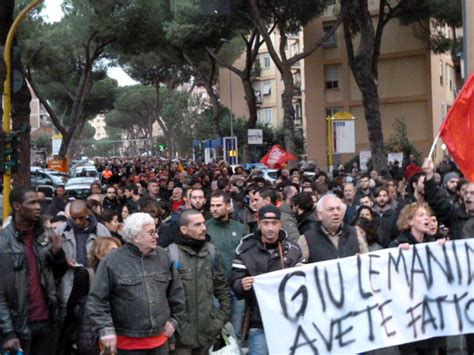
[253,240,474,354]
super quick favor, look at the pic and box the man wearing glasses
[88,212,185,354]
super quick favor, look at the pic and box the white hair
[122,212,155,243]
[316,193,347,214]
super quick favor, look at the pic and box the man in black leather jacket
[0,186,67,355]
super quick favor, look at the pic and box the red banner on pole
[440,74,474,181]
[260,145,297,168]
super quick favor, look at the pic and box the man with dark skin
[56,200,110,311]
[0,187,66,355]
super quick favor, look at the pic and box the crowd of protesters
[0,153,473,355]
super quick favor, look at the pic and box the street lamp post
[2,0,43,222]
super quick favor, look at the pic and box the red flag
[440,74,474,181]
[260,145,297,168]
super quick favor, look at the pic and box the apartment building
[219,29,306,131]
[304,2,457,168]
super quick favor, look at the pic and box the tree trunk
[11,55,32,187]
[359,77,386,174]
[281,68,296,154]
[342,0,388,174]
[242,77,258,163]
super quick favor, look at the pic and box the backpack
[168,242,217,273]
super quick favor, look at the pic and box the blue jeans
[230,293,245,341]
[248,328,268,355]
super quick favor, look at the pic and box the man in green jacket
[206,191,247,340]
[169,209,232,354]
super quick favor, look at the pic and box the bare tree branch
[26,65,67,137]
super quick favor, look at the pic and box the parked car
[65,177,98,199]
[31,168,69,188]
[71,165,100,179]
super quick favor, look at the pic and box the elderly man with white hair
[298,194,360,263]
[87,213,185,354]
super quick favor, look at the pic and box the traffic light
[159,144,166,152]
[0,131,20,174]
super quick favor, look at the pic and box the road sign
[248,129,263,145]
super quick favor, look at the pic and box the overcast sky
[42,0,137,86]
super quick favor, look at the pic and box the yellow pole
[327,116,333,171]
[3,0,43,222]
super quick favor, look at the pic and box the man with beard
[206,191,247,340]
[102,186,122,214]
[373,186,398,247]
[442,171,460,204]
[56,200,111,313]
[342,182,358,224]
[231,205,303,355]
[422,158,474,354]
[188,188,211,220]
[293,192,318,235]
[169,210,231,354]
[45,185,68,217]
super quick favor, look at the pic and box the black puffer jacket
[231,230,303,329]
[424,177,472,240]
[0,221,67,342]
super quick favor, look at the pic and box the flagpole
[428,131,441,161]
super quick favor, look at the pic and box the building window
[325,65,340,90]
[447,66,454,91]
[257,108,273,124]
[262,81,272,96]
[441,102,446,119]
[325,107,342,118]
[323,22,337,47]
[263,54,271,69]
[294,102,302,119]
[290,42,300,56]
[440,61,444,86]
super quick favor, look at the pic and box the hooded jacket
[56,215,111,308]
[231,230,302,329]
[168,233,232,348]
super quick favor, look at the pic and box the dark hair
[100,209,119,224]
[354,205,375,221]
[256,187,278,205]
[282,184,299,198]
[354,217,380,245]
[10,186,36,207]
[293,193,314,212]
[125,184,138,195]
[86,199,102,213]
[140,198,164,218]
[407,173,424,195]
[178,209,202,227]
[374,186,389,198]
[211,190,231,204]
[217,178,229,190]
[50,215,67,224]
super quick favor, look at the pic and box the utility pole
[462,0,473,77]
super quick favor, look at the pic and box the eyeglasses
[145,230,158,237]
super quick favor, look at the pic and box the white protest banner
[253,240,474,354]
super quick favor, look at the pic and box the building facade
[219,29,306,131]
[219,3,458,168]
[304,3,456,168]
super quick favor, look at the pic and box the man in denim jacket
[87,213,185,354]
